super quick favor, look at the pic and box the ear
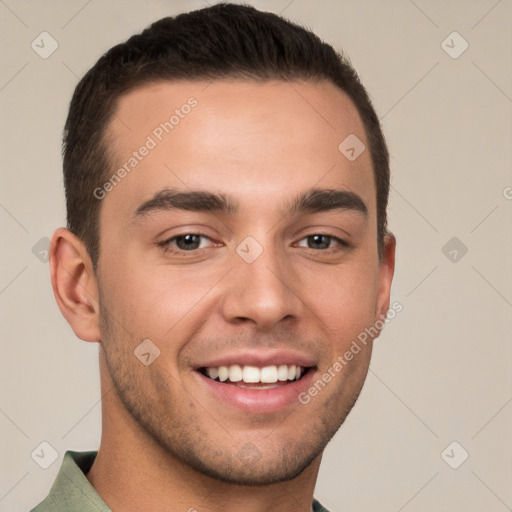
[49,227,101,342]
[375,233,396,322]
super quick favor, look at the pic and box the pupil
[178,234,200,250]
[309,235,330,249]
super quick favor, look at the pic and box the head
[51,3,395,486]
[63,2,390,266]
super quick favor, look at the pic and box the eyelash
[158,233,217,252]
[158,233,349,253]
[295,234,349,251]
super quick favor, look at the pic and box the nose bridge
[220,237,300,329]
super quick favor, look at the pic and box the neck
[87,357,321,512]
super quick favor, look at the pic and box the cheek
[300,260,380,339]
[100,258,224,341]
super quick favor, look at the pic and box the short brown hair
[63,2,390,267]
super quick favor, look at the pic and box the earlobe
[49,227,101,342]
[376,233,396,321]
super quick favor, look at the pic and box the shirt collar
[32,450,110,511]
[33,450,331,512]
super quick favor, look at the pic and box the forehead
[101,79,375,219]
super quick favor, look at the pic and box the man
[33,3,395,511]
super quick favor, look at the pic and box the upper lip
[193,349,317,370]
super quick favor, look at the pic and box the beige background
[1,0,511,511]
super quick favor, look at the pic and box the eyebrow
[288,188,368,217]
[134,189,238,217]
[134,187,367,219]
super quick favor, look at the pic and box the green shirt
[31,451,332,512]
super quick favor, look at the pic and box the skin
[50,79,395,512]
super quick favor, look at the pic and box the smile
[200,364,307,386]
[194,362,316,412]
[193,350,317,412]
[200,364,308,389]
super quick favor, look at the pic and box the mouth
[199,364,312,389]
[194,360,317,413]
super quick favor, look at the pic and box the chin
[178,443,323,487]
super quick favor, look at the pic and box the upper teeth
[205,365,303,384]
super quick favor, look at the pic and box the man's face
[95,79,393,484]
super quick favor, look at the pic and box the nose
[219,242,303,331]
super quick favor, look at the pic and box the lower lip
[194,370,316,413]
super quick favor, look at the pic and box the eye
[161,234,213,251]
[297,234,345,250]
